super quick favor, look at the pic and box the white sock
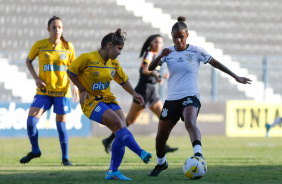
[193,145,202,155]
[271,117,282,127]
[157,155,166,165]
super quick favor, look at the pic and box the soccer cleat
[140,150,152,164]
[62,159,72,166]
[194,152,205,160]
[102,139,111,154]
[165,145,178,153]
[265,124,271,137]
[148,161,168,177]
[105,170,131,180]
[20,151,41,164]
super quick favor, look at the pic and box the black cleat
[194,152,205,160]
[20,151,41,164]
[148,161,168,177]
[165,145,178,153]
[62,159,72,166]
[102,139,111,154]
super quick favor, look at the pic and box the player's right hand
[160,48,172,57]
[80,90,90,105]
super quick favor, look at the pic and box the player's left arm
[121,80,144,105]
[209,58,252,84]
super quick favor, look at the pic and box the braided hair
[139,34,162,58]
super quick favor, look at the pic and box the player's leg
[266,117,282,137]
[182,106,203,158]
[90,103,151,180]
[102,102,144,153]
[54,97,72,166]
[150,100,178,153]
[20,95,51,164]
[148,119,175,176]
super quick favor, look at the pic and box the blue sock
[109,138,125,172]
[56,122,69,160]
[115,127,142,156]
[27,116,40,154]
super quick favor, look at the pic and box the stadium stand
[0,0,281,102]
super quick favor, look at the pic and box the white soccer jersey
[160,44,212,101]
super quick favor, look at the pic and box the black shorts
[160,96,201,124]
[133,82,160,108]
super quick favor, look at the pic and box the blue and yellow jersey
[28,38,75,97]
[68,51,128,118]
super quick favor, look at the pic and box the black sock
[106,133,116,144]
[192,140,201,147]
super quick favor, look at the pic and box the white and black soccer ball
[183,156,207,180]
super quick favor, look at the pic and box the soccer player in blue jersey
[148,16,252,176]
[67,28,152,181]
[20,16,78,166]
[102,34,178,154]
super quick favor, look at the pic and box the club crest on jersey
[162,108,168,117]
[111,70,115,78]
[60,53,67,60]
[186,54,193,62]
[178,57,184,62]
[182,98,193,105]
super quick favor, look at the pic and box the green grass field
[1,136,282,184]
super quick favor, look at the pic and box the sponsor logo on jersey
[90,61,100,65]
[111,70,115,78]
[178,57,184,62]
[47,91,67,96]
[92,81,110,90]
[93,71,100,76]
[40,88,47,93]
[162,108,168,117]
[166,57,173,61]
[43,63,67,72]
[38,45,48,49]
[201,52,209,61]
[182,98,193,105]
[60,53,67,60]
[186,54,193,62]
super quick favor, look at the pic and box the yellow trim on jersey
[68,51,129,118]
[28,39,75,97]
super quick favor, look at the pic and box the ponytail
[100,28,126,49]
[171,16,188,32]
[48,15,69,50]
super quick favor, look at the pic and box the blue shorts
[31,95,71,114]
[89,102,121,123]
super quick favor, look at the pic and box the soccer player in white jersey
[148,16,252,177]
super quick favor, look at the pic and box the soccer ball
[183,156,207,180]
